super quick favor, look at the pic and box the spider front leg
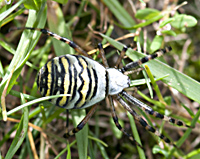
[121,47,172,73]
[12,27,90,57]
[98,43,109,68]
[65,105,98,137]
[98,43,129,69]
[115,45,128,68]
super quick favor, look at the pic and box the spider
[17,27,191,148]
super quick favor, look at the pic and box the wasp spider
[19,27,191,148]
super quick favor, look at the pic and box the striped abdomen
[37,55,107,109]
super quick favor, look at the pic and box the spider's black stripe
[54,62,63,106]
[36,73,40,91]
[40,28,48,34]
[159,134,170,143]
[53,61,61,97]
[50,60,55,96]
[169,118,184,126]
[53,64,58,95]
[141,119,171,143]
[91,68,98,99]
[138,117,156,133]
[56,57,66,106]
[77,56,89,108]
[74,56,84,108]
[62,56,72,108]
[69,41,77,49]
[70,64,77,103]
[105,70,109,96]
[78,56,93,101]
[59,37,68,43]
[141,56,149,63]
[145,109,164,119]
[85,67,92,100]
[53,63,60,97]
[112,116,122,129]
[40,64,49,96]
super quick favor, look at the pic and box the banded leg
[11,27,90,57]
[121,47,172,73]
[116,95,176,147]
[115,46,128,68]
[108,96,143,149]
[120,91,191,128]
[65,104,98,137]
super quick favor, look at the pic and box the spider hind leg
[65,105,98,137]
[109,96,143,149]
[120,91,192,128]
[117,94,177,147]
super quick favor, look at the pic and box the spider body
[37,54,129,109]
[16,27,191,148]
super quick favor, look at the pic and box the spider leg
[117,94,177,147]
[120,91,192,128]
[13,27,90,57]
[123,67,144,76]
[65,104,98,137]
[108,96,143,149]
[115,45,128,68]
[98,43,109,68]
[121,47,172,73]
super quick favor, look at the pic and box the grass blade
[4,94,29,159]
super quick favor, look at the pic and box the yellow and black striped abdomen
[37,54,107,109]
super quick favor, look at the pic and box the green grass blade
[127,112,146,159]
[0,40,16,54]
[88,134,109,159]
[71,109,88,159]
[54,140,76,159]
[102,0,136,32]
[145,65,165,103]
[0,5,47,98]
[47,2,74,56]
[5,94,69,117]
[184,148,200,159]
[0,60,4,78]
[0,0,25,23]
[132,14,163,29]
[4,94,29,159]
[0,8,25,27]
[130,74,169,86]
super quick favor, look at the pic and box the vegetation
[0,0,200,158]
